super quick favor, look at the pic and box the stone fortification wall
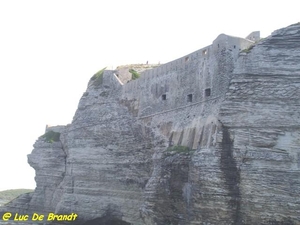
[103,70,123,89]
[119,35,254,151]
[245,31,260,42]
[121,34,253,119]
[117,34,254,155]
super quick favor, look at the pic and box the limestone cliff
[218,23,300,224]
[1,23,300,225]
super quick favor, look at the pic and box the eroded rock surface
[1,23,300,225]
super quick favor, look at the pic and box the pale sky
[0,0,299,191]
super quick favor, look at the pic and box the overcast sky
[0,0,299,191]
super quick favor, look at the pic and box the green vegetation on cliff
[90,67,106,86]
[166,145,191,153]
[129,68,140,80]
[40,130,60,143]
[0,189,33,206]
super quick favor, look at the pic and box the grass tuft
[40,130,60,143]
[90,67,106,86]
[166,145,192,154]
[129,69,140,80]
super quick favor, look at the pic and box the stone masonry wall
[121,34,253,119]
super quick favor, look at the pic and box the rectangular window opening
[187,94,193,102]
[205,88,211,97]
[162,94,167,100]
[202,49,207,55]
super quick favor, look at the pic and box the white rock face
[1,23,300,225]
[217,23,300,225]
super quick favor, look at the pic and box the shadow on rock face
[83,217,131,225]
[81,203,132,225]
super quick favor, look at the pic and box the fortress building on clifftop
[87,31,260,150]
[6,24,300,225]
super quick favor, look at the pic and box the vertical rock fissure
[186,154,193,223]
[60,139,67,178]
[221,126,241,225]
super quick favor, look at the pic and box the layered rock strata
[1,23,300,225]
